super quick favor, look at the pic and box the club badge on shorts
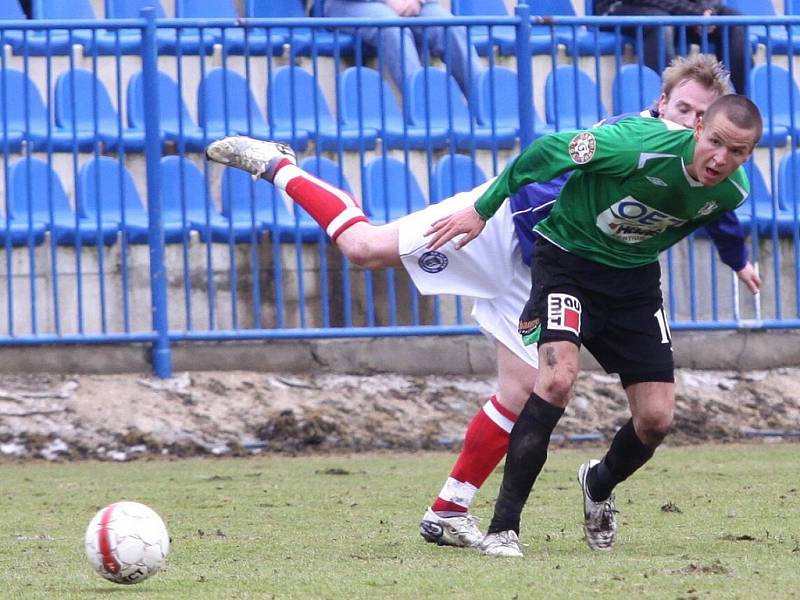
[418,250,448,273]
[568,132,596,164]
[547,293,582,335]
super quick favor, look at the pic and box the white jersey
[396,181,537,368]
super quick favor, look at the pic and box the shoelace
[593,501,618,530]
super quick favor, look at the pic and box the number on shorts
[654,308,672,344]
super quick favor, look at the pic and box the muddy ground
[0,367,798,461]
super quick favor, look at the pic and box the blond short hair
[661,54,733,100]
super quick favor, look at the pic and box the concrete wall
[0,328,797,376]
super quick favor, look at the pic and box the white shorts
[397,182,538,368]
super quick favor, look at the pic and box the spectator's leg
[415,1,483,99]
[713,6,749,94]
[608,5,673,74]
[323,0,421,90]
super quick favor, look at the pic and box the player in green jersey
[426,94,763,557]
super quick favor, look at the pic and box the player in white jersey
[206,55,759,549]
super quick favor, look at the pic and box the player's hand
[424,205,486,250]
[737,262,761,294]
[405,0,423,16]
[387,0,421,16]
[695,8,717,34]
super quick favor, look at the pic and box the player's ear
[694,116,705,140]
[656,92,667,115]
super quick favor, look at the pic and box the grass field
[1,443,798,599]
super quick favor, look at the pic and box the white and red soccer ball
[84,501,170,584]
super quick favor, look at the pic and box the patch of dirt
[0,368,799,461]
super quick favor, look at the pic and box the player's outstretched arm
[736,262,761,294]
[424,205,486,250]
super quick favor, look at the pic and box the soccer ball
[84,501,170,585]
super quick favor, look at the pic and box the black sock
[587,418,655,501]
[487,393,564,535]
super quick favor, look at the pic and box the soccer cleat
[479,530,523,557]
[206,136,296,182]
[419,507,483,548]
[578,459,618,551]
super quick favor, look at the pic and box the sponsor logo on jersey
[696,201,718,216]
[568,132,596,164]
[645,175,668,187]
[596,196,686,243]
[547,293,581,336]
[418,250,448,273]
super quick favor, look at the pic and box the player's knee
[497,385,532,416]
[345,239,382,268]
[537,372,576,402]
[637,412,673,446]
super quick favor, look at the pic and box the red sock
[273,163,367,241]
[431,395,517,514]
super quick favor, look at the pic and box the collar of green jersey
[680,133,704,187]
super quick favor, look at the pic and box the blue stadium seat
[127,70,208,152]
[270,65,378,152]
[31,0,139,56]
[612,64,662,115]
[475,66,554,140]
[406,67,517,150]
[8,157,118,245]
[545,65,608,130]
[363,156,428,223]
[0,0,27,52]
[730,160,775,236]
[160,156,246,243]
[772,153,800,235]
[338,66,448,150]
[531,0,618,55]
[20,0,94,55]
[0,68,26,150]
[0,68,102,151]
[431,154,487,203]
[0,217,47,247]
[175,0,285,55]
[220,167,319,242]
[299,156,354,196]
[105,0,213,55]
[451,0,550,55]
[198,68,309,150]
[245,0,356,56]
[78,156,186,244]
[55,69,145,152]
[723,0,791,53]
[749,64,794,147]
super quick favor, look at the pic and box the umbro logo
[646,176,668,187]
[697,201,718,216]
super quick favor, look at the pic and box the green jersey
[474,117,750,268]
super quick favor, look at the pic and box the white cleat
[206,136,296,182]
[419,507,483,548]
[479,530,523,557]
[578,459,618,551]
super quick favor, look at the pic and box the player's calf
[206,136,368,242]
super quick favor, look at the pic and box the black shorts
[521,238,674,379]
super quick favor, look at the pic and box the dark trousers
[605,4,748,94]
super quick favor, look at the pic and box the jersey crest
[568,132,596,164]
[696,201,718,216]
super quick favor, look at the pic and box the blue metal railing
[0,9,797,376]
